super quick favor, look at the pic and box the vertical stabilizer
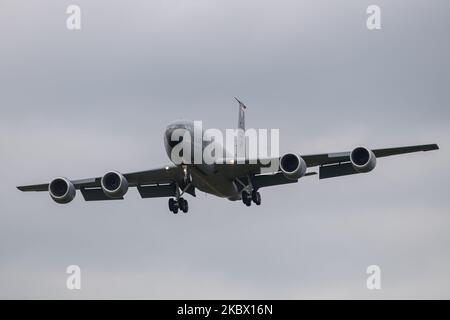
[234,97,247,158]
[235,97,246,131]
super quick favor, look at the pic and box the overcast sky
[0,0,449,299]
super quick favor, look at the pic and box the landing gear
[242,191,252,206]
[168,172,192,214]
[179,197,189,213]
[168,198,179,214]
[168,197,188,214]
[241,190,261,207]
[236,176,262,208]
[252,190,261,206]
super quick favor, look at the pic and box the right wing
[17,165,187,201]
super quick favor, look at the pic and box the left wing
[302,143,439,167]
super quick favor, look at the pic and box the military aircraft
[17,99,439,213]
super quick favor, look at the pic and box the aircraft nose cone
[165,127,175,145]
[165,125,185,149]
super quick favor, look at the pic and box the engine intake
[49,177,76,204]
[350,147,377,173]
[279,153,307,180]
[101,171,128,198]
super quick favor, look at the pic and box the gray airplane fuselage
[164,120,241,200]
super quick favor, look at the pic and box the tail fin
[235,97,247,130]
[234,97,247,158]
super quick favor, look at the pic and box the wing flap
[124,166,181,185]
[302,152,350,167]
[253,172,297,189]
[80,187,124,201]
[319,162,359,179]
[253,171,316,189]
[137,183,177,198]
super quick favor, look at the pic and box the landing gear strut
[169,175,191,214]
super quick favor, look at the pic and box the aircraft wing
[301,143,439,167]
[217,143,439,185]
[17,165,186,201]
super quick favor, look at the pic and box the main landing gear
[242,190,261,207]
[168,197,188,214]
[236,176,262,207]
[169,166,191,214]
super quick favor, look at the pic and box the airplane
[17,99,439,213]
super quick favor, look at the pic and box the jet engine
[350,147,377,173]
[101,171,129,198]
[49,177,76,204]
[279,153,307,180]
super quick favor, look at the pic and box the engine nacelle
[279,153,307,180]
[350,147,377,173]
[49,177,76,204]
[101,171,129,198]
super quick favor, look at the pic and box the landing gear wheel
[179,198,189,213]
[242,192,252,207]
[168,198,175,211]
[168,198,179,214]
[252,191,261,206]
